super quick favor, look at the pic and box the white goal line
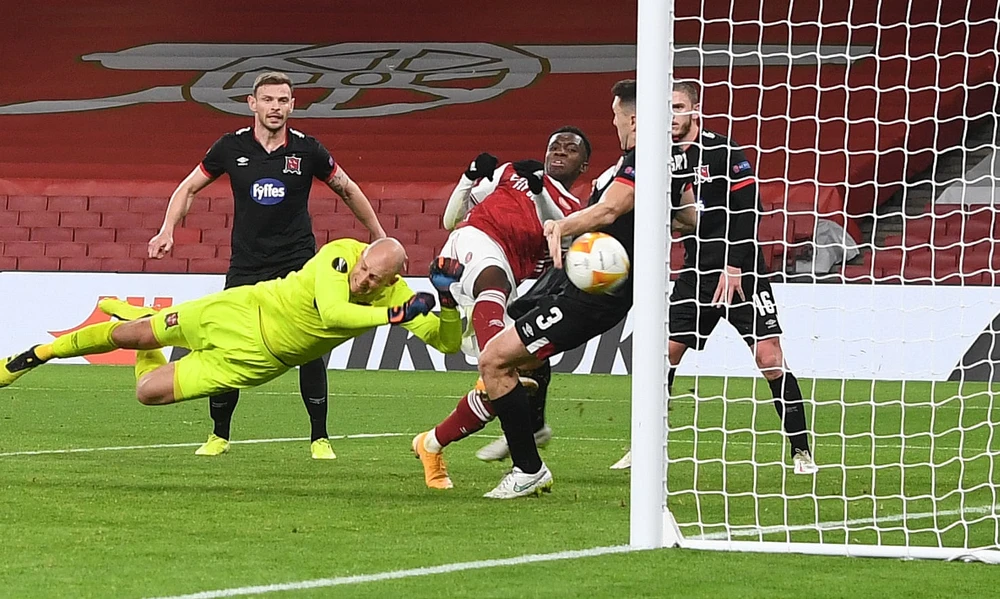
[143,545,639,599]
[691,504,1000,541]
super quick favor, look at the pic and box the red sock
[472,288,508,352]
[434,389,495,447]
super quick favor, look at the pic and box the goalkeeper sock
[210,390,240,440]
[768,373,810,455]
[298,356,329,442]
[135,349,166,380]
[434,389,494,447]
[472,288,508,352]
[523,360,551,433]
[491,381,543,474]
[46,321,123,358]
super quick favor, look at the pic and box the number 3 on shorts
[535,307,564,330]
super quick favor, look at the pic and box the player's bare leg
[476,360,552,462]
[755,337,816,474]
[479,328,553,499]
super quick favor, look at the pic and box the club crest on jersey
[697,165,711,181]
[284,155,302,175]
[164,312,179,328]
[332,257,348,273]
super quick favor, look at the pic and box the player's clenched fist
[465,152,498,181]
[513,159,545,194]
[388,292,437,324]
[428,257,465,309]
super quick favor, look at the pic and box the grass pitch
[0,366,996,598]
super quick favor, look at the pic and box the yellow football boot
[194,434,230,456]
[310,438,337,460]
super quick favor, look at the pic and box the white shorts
[438,226,517,357]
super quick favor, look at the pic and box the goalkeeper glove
[428,257,466,310]
[513,159,545,194]
[388,292,436,325]
[465,152,498,181]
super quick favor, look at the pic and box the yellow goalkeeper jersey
[250,238,462,366]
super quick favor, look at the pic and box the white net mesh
[664,0,1000,559]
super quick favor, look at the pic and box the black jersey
[589,148,635,299]
[201,126,337,274]
[670,130,762,274]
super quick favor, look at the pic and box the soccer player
[446,80,644,499]
[609,81,818,475]
[148,71,386,459]
[411,128,590,490]
[0,239,464,431]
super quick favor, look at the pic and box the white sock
[424,429,443,454]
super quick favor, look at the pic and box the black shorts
[224,262,307,290]
[669,270,782,350]
[510,268,630,359]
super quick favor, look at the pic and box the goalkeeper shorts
[150,286,289,401]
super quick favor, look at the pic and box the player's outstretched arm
[149,166,214,259]
[327,166,387,241]
[383,273,462,354]
[543,180,635,268]
[443,153,501,230]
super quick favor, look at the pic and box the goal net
[633,0,1000,562]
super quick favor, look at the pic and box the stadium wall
[3,272,998,382]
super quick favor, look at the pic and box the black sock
[299,356,329,442]
[524,360,551,433]
[491,382,543,474]
[668,367,676,395]
[210,389,240,440]
[768,373,810,455]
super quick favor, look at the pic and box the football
[564,232,630,294]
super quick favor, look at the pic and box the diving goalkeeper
[0,238,464,411]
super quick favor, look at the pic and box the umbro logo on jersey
[236,157,249,167]
[284,155,302,175]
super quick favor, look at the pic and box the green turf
[0,366,996,598]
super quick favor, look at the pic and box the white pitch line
[691,504,999,540]
[144,503,1000,599]
[0,433,407,457]
[0,431,976,459]
[144,545,638,599]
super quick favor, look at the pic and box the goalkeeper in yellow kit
[0,238,464,411]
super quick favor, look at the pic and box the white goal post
[631,0,1000,563]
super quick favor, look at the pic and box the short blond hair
[253,72,294,96]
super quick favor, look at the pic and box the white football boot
[483,464,553,499]
[793,449,819,475]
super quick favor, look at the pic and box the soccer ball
[564,232,630,294]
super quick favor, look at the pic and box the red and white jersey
[459,162,581,282]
